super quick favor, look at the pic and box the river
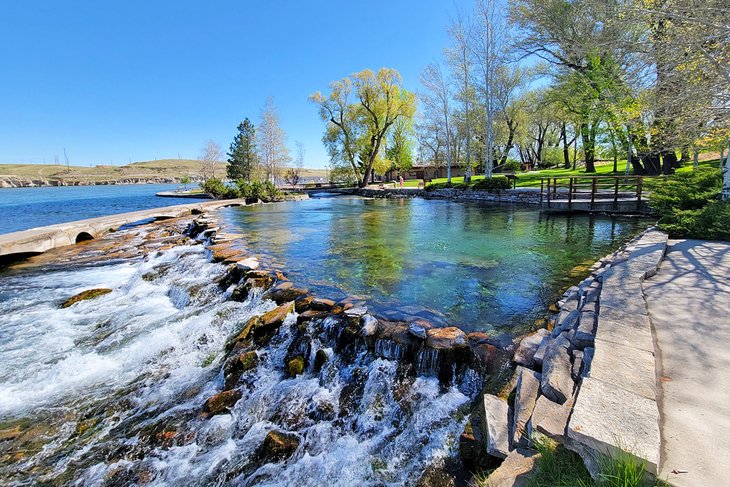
[0,184,209,234]
[0,196,649,486]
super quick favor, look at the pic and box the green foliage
[201,178,237,199]
[649,167,729,240]
[235,179,281,202]
[472,177,511,191]
[424,176,511,192]
[227,118,257,181]
[528,437,593,487]
[502,158,522,172]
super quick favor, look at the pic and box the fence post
[591,178,597,210]
[613,178,619,211]
[636,177,643,212]
[568,177,573,210]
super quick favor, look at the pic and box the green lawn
[395,158,723,189]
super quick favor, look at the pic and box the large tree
[311,68,416,188]
[420,62,455,182]
[258,97,291,183]
[227,118,257,181]
[199,140,221,180]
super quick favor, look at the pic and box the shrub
[649,167,730,240]
[235,179,281,202]
[501,158,522,172]
[452,182,471,190]
[424,181,453,192]
[201,178,238,199]
[472,177,511,191]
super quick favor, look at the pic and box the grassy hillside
[0,159,328,183]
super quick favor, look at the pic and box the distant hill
[0,159,328,188]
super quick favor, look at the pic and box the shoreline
[0,177,195,188]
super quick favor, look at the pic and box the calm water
[222,196,648,334]
[0,184,208,234]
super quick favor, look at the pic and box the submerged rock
[60,288,112,308]
[223,351,259,389]
[264,282,309,305]
[313,349,329,373]
[256,430,300,463]
[202,389,242,416]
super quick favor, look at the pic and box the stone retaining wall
[356,187,543,205]
[485,227,667,483]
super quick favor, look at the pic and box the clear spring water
[0,228,472,486]
[219,196,648,334]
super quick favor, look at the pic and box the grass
[473,437,669,487]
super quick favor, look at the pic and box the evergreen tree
[227,118,257,181]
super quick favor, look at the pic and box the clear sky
[0,0,460,168]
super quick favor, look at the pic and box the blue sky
[0,0,460,168]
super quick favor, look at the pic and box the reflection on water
[221,197,648,334]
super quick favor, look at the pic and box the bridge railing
[540,175,647,212]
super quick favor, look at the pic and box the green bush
[649,167,730,240]
[501,158,522,172]
[235,179,281,202]
[424,181,453,192]
[201,178,238,199]
[472,177,511,191]
[452,182,471,190]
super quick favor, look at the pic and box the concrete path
[643,240,730,486]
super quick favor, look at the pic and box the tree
[420,62,455,182]
[447,12,475,180]
[284,141,305,186]
[385,118,415,175]
[258,97,291,183]
[199,140,221,180]
[227,119,257,181]
[473,0,506,178]
[311,68,416,188]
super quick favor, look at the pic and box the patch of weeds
[597,446,651,487]
[528,437,593,487]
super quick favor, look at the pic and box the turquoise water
[0,184,208,234]
[222,196,648,334]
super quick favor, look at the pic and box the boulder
[512,367,542,449]
[531,393,575,443]
[223,351,258,389]
[256,301,295,337]
[572,311,596,350]
[361,314,379,337]
[310,297,336,311]
[481,394,510,459]
[235,257,259,271]
[257,430,300,463]
[264,282,308,305]
[532,336,550,368]
[540,335,575,404]
[313,349,329,373]
[408,320,433,340]
[470,342,500,376]
[571,350,584,380]
[425,327,469,350]
[61,288,112,308]
[513,329,550,368]
[551,310,580,337]
[296,309,328,324]
[484,448,541,487]
[202,389,242,416]
[287,356,305,377]
[344,306,368,318]
[581,347,594,378]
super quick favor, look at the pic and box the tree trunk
[561,123,571,169]
[723,141,730,200]
[661,150,677,175]
[643,153,661,176]
[581,123,596,173]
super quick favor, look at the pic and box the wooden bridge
[540,175,653,214]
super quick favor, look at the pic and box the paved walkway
[643,240,730,486]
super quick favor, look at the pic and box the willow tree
[311,68,416,188]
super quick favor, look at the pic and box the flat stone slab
[482,394,510,459]
[589,338,656,400]
[484,448,540,487]
[595,306,654,353]
[568,378,660,476]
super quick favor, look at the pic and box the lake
[0,184,209,234]
[219,196,648,334]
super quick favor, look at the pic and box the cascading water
[0,223,477,486]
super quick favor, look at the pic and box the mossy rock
[287,356,304,377]
[61,288,112,308]
[313,349,329,373]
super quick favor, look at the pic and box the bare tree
[473,0,505,178]
[199,140,221,180]
[284,141,305,186]
[258,97,291,183]
[420,62,454,182]
[446,12,475,180]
